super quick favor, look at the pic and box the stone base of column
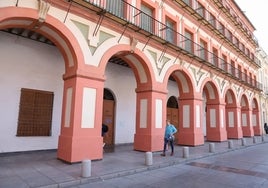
[178,132,204,146]
[57,135,103,163]
[206,129,227,142]
[253,126,262,136]
[134,134,162,152]
[242,127,254,137]
[227,127,243,139]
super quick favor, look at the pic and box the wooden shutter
[17,88,54,136]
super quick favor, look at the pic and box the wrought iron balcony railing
[175,0,260,67]
[71,0,262,91]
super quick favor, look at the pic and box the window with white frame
[184,30,193,53]
[141,4,154,33]
[106,0,124,18]
[199,39,207,61]
[166,19,175,44]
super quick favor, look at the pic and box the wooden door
[102,99,114,146]
[167,107,179,143]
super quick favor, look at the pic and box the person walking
[264,123,268,134]
[161,120,177,156]
[102,123,109,147]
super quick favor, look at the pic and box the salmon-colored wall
[58,75,105,162]
[0,2,262,163]
[178,97,204,146]
[225,107,243,139]
[134,89,167,152]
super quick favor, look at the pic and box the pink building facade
[0,0,263,163]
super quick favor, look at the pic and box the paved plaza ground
[0,136,267,188]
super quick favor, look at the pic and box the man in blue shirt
[161,120,177,156]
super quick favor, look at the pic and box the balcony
[69,0,262,91]
[173,0,260,68]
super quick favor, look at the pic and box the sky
[235,0,268,54]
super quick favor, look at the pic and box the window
[218,22,225,35]
[230,60,236,75]
[166,19,175,44]
[211,48,219,66]
[183,0,192,6]
[184,30,194,53]
[225,29,232,41]
[141,4,154,33]
[245,48,250,56]
[196,2,205,18]
[249,73,252,85]
[238,65,242,79]
[242,69,247,82]
[17,88,54,136]
[250,52,254,60]
[221,54,227,71]
[239,43,245,53]
[233,36,239,48]
[209,13,216,28]
[253,75,257,87]
[199,39,207,61]
[106,0,125,18]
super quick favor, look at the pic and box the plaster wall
[0,32,64,152]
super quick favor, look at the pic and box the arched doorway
[252,98,261,135]
[102,88,115,151]
[166,96,179,143]
[202,91,207,137]
[101,48,163,152]
[224,89,242,139]
[164,68,204,146]
[0,29,65,151]
[0,5,98,162]
[241,94,254,137]
[202,81,227,142]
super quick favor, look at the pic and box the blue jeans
[163,137,174,153]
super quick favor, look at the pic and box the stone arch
[224,88,243,139]
[252,98,259,110]
[240,94,254,136]
[163,65,205,146]
[252,97,261,135]
[0,6,84,75]
[200,79,227,141]
[163,65,195,98]
[224,88,238,107]
[241,94,250,110]
[99,44,155,88]
[98,44,166,152]
[200,79,220,103]
[0,5,84,141]
[0,6,107,162]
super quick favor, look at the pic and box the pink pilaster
[206,103,227,141]
[225,106,243,139]
[178,98,204,146]
[57,75,104,163]
[253,109,261,135]
[134,89,167,152]
[241,108,254,137]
